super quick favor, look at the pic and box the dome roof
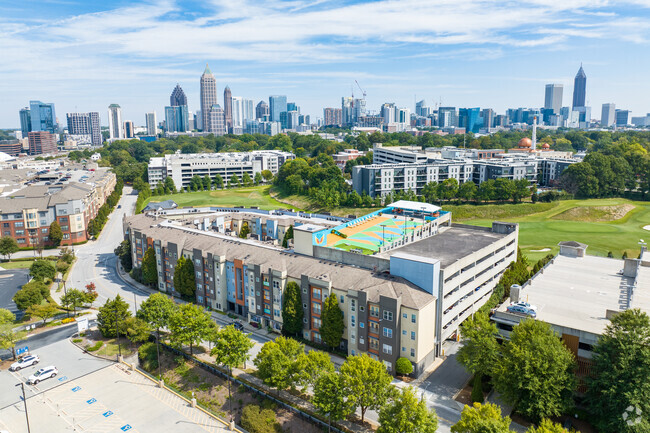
[0,152,15,162]
[518,137,532,148]
[542,143,550,149]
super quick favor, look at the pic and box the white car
[27,366,58,385]
[10,354,40,371]
[511,301,537,312]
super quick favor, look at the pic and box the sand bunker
[644,225,650,231]
[530,248,551,252]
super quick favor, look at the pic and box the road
[0,268,30,320]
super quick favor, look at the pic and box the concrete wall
[390,254,440,295]
[312,245,390,271]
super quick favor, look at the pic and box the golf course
[144,187,649,260]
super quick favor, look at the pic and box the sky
[2,0,650,128]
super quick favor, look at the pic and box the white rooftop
[389,200,441,213]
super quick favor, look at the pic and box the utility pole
[16,383,31,433]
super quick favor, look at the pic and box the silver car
[10,354,40,371]
[27,366,58,385]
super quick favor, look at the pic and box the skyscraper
[66,112,102,146]
[572,65,586,109]
[164,105,189,132]
[19,107,31,137]
[107,104,124,140]
[544,84,563,114]
[353,98,366,123]
[223,86,233,133]
[323,108,342,126]
[29,100,57,133]
[231,96,243,129]
[146,112,157,135]
[124,121,135,138]
[200,64,217,132]
[601,103,616,127]
[342,97,354,126]
[381,103,396,124]
[207,104,226,136]
[170,84,188,106]
[256,101,269,120]
[28,131,57,155]
[269,95,287,123]
[415,100,430,117]
[615,109,630,126]
[458,108,481,133]
[480,108,494,129]
[438,107,457,127]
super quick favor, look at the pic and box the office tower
[107,104,124,140]
[353,98,366,123]
[223,86,232,133]
[242,99,254,122]
[397,108,410,124]
[29,100,57,133]
[381,103,396,124]
[124,121,135,138]
[200,64,217,132]
[195,110,202,131]
[544,84,563,114]
[19,107,32,137]
[323,108,342,126]
[615,109,630,126]
[231,97,243,128]
[207,105,226,136]
[572,65,586,109]
[458,108,481,133]
[146,112,157,135]
[269,95,287,123]
[342,97,354,126]
[438,107,457,128]
[601,103,615,127]
[415,100,430,117]
[298,115,310,125]
[164,105,189,132]
[531,117,537,150]
[287,102,299,113]
[188,111,195,131]
[66,112,102,146]
[480,108,494,129]
[170,84,188,106]
[256,101,269,120]
[286,111,299,130]
[28,131,57,155]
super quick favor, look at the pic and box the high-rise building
[353,98,366,123]
[66,112,102,146]
[572,65,586,109]
[164,105,189,132]
[231,97,243,129]
[269,95,287,123]
[29,100,57,133]
[415,100,430,117]
[19,107,31,137]
[601,103,615,127]
[544,84,563,114]
[207,104,226,136]
[170,84,188,106]
[146,112,157,135]
[200,64,217,132]
[287,102,299,113]
[124,121,135,138]
[28,131,57,155]
[480,108,494,129]
[381,103,396,124]
[242,99,254,123]
[438,107,457,128]
[256,101,269,120]
[323,108,342,127]
[615,109,630,126]
[223,86,232,133]
[342,97,354,126]
[458,108,481,133]
[107,104,124,140]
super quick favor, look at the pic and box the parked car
[27,366,58,385]
[233,321,244,331]
[511,301,537,312]
[506,304,537,318]
[9,354,40,371]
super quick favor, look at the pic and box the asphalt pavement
[0,268,30,319]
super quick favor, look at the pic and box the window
[303,303,307,309]
[382,344,392,355]
[359,306,364,312]
[369,305,379,318]
[383,327,393,338]
[2,223,8,227]
[312,302,321,315]
[578,342,593,352]
[411,331,416,340]
[411,314,416,323]
[17,238,26,243]
[274,309,280,317]
[3,231,9,236]
[15,222,24,228]
[340,295,344,303]
[402,346,406,352]
[312,318,322,329]
[312,287,321,300]
[61,225,69,231]
[15,230,24,235]
[40,220,47,225]
[63,234,70,240]
[350,315,355,327]
[369,337,379,350]
[41,228,48,233]
[369,321,379,334]
[411,348,416,357]
[359,322,364,329]
[403,313,407,319]
[402,330,407,336]
[383,311,393,321]
[351,299,356,312]
[196,271,201,278]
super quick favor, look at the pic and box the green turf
[0,260,36,269]
[144,186,302,211]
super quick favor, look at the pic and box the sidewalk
[10,248,62,259]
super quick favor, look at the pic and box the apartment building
[147,150,295,190]
[0,169,116,247]
[124,201,518,376]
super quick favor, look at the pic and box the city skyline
[1,1,650,127]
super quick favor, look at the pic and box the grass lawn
[143,186,301,211]
[0,260,36,269]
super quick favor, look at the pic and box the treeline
[88,180,123,237]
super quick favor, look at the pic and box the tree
[254,336,303,391]
[254,172,263,185]
[457,313,500,379]
[437,178,459,202]
[239,221,250,239]
[378,386,438,433]
[526,419,570,433]
[13,284,44,310]
[492,319,576,422]
[494,178,516,202]
[320,294,344,350]
[477,179,496,202]
[141,247,157,286]
[163,176,176,193]
[0,330,27,360]
[26,303,58,324]
[395,357,413,376]
[114,239,133,272]
[30,259,56,281]
[202,175,211,191]
[281,225,294,248]
[168,303,212,355]
[229,173,240,188]
[292,349,334,388]
[281,281,304,336]
[261,170,273,182]
[97,295,132,338]
[313,372,352,430]
[61,288,92,316]
[213,174,224,189]
[458,181,477,203]
[340,354,393,422]
[451,402,511,433]
[137,293,176,336]
[124,316,151,344]
[173,256,196,299]
[587,308,650,433]
[242,172,253,187]
[0,308,15,324]
[49,221,63,247]
[0,236,19,260]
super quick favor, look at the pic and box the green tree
[114,239,133,272]
[0,308,15,324]
[451,402,511,433]
[320,294,344,350]
[422,182,438,203]
[142,247,158,286]
[437,178,459,202]
[97,295,132,338]
[254,336,303,392]
[202,174,212,191]
[124,316,151,343]
[163,176,176,193]
[313,371,352,430]
[137,293,176,336]
[494,178,516,202]
[229,173,240,188]
[13,285,44,310]
[49,221,63,247]
[292,349,334,388]
[254,172,263,185]
[457,313,500,379]
[213,174,224,189]
[340,354,393,422]
[458,181,477,202]
[60,288,92,316]
[239,221,250,239]
[0,329,27,360]
[30,259,56,281]
[261,170,273,182]
[493,319,576,422]
[26,303,58,324]
[0,236,19,260]
[281,225,293,248]
[395,357,413,376]
[242,172,253,187]
[168,303,212,355]
[477,179,496,202]
[378,386,438,433]
[587,308,650,433]
[173,256,196,299]
[526,419,570,433]
[281,281,303,336]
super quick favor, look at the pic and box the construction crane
[355,80,367,99]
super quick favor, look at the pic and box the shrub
[138,342,159,372]
[72,338,82,343]
[13,284,44,310]
[86,341,103,352]
[471,374,484,403]
[240,404,282,433]
[395,357,414,376]
[62,317,75,324]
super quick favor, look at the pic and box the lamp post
[15,383,31,433]
[115,304,122,360]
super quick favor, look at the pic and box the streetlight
[115,304,122,361]
[15,383,31,433]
